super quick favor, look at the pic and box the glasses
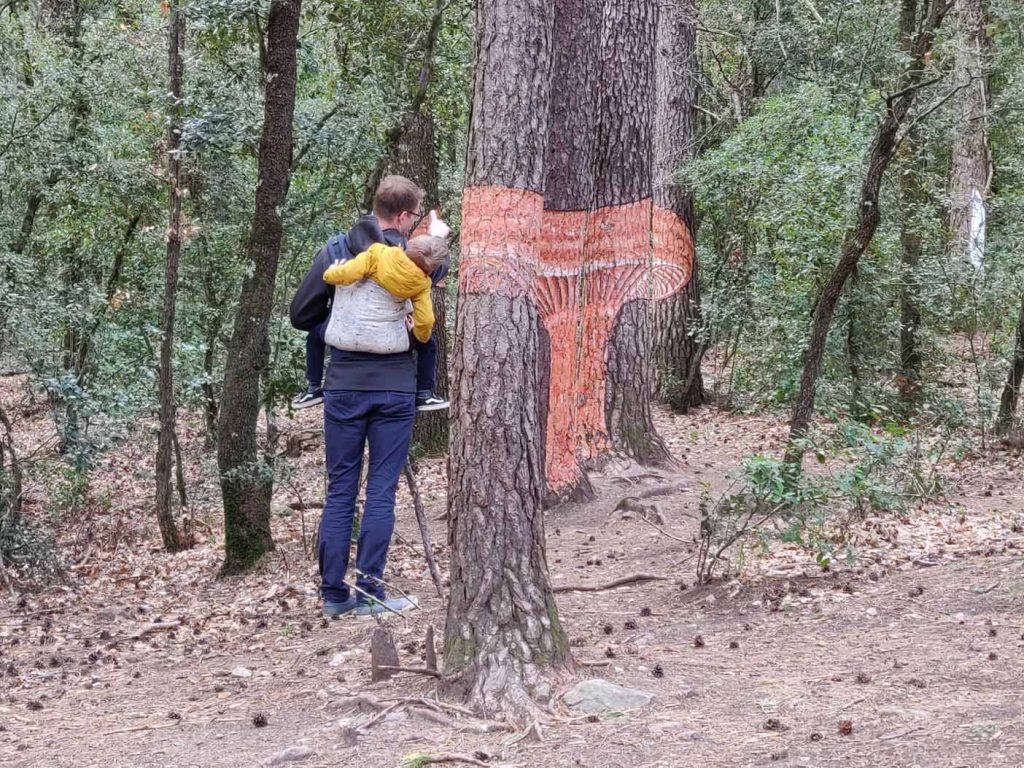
[404,209,426,231]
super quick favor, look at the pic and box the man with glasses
[289,175,446,617]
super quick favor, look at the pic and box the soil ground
[1,376,1023,767]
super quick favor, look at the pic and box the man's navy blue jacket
[289,217,416,393]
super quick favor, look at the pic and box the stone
[562,679,655,714]
[264,747,314,766]
[230,666,252,678]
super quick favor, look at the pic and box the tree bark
[995,299,1024,437]
[653,0,704,413]
[154,0,186,554]
[393,109,449,455]
[443,0,572,719]
[216,0,301,576]
[537,0,688,499]
[897,127,925,403]
[948,0,991,268]
[784,0,950,468]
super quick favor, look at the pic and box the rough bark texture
[898,129,925,402]
[653,0,703,412]
[443,0,572,720]
[995,300,1024,437]
[537,0,683,497]
[785,0,950,468]
[216,0,301,576]
[154,0,186,553]
[394,109,449,455]
[948,0,991,267]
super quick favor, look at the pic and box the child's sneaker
[416,393,449,412]
[292,385,324,409]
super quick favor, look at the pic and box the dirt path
[1,399,1022,767]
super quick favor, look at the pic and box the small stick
[403,460,445,598]
[554,573,667,594]
[375,665,441,678]
[100,721,182,736]
[417,754,490,767]
[637,515,691,544]
[343,581,407,619]
[105,621,181,648]
[354,569,422,611]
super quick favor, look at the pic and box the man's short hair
[373,175,425,220]
[406,235,448,276]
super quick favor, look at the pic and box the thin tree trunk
[897,127,925,402]
[653,0,704,413]
[785,0,951,468]
[154,0,186,554]
[995,299,1024,437]
[216,0,301,576]
[360,0,445,213]
[391,109,449,455]
[443,0,572,719]
[948,0,991,268]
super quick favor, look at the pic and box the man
[290,175,437,617]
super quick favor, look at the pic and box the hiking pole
[403,459,444,599]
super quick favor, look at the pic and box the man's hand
[427,210,450,240]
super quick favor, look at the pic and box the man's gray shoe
[355,596,418,617]
[323,597,358,618]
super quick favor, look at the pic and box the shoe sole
[416,403,449,412]
[293,397,324,410]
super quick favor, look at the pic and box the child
[292,233,449,412]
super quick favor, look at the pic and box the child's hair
[406,235,448,276]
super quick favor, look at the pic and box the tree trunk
[948,0,991,268]
[393,109,449,456]
[653,0,704,413]
[785,0,951,468]
[995,299,1024,437]
[537,0,690,499]
[154,0,186,554]
[897,127,925,403]
[216,0,301,576]
[443,0,572,719]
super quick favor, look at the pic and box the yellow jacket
[322,243,434,343]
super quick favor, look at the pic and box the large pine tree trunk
[443,0,572,719]
[653,0,704,413]
[995,299,1024,437]
[216,0,301,576]
[897,129,925,403]
[785,0,950,468]
[537,0,691,500]
[154,0,186,553]
[948,0,991,268]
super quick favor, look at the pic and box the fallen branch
[554,574,667,594]
[100,721,182,736]
[411,753,490,767]
[105,621,181,648]
[376,665,441,678]
[637,515,691,545]
[403,460,445,598]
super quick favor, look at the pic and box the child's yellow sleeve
[410,290,435,344]
[323,249,373,285]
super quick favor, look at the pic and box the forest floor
[1,373,1023,768]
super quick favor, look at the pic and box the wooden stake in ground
[403,460,444,598]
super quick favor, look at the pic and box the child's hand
[405,314,414,331]
[427,210,450,240]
